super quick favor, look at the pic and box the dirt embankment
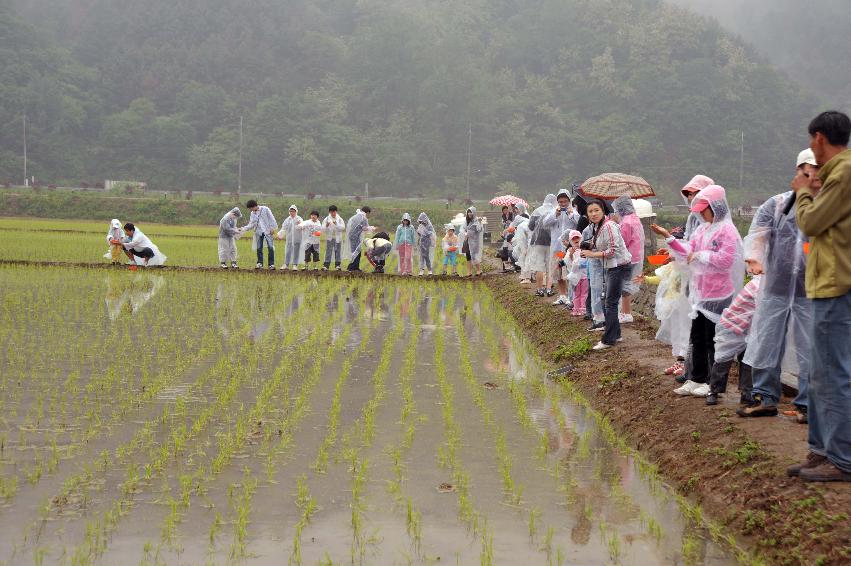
[485,274,850,566]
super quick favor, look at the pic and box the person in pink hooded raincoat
[652,184,745,397]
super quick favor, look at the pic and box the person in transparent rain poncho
[612,195,645,323]
[217,207,243,268]
[528,195,557,293]
[656,174,715,377]
[345,207,373,272]
[116,222,167,266]
[511,214,532,284]
[561,229,588,317]
[322,205,346,270]
[703,276,761,406]
[243,199,278,269]
[276,205,303,270]
[414,212,436,276]
[652,185,745,397]
[296,210,323,271]
[544,190,579,305]
[104,219,124,264]
[737,149,819,420]
[461,206,485,276]
[394,213,416,275]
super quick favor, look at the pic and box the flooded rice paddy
[0,265,738,565]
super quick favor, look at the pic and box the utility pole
[23,114,27,186]
[739,131,744,194]
[237,115,243,194]
[465,123,472,199]
[365,182,369,199]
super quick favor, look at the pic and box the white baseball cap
[796,148,817,167]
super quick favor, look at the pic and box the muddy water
[0,266,738,565]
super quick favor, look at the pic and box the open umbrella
[579,173,655,200]
[489,195,528,208]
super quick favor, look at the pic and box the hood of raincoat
[514,203,528,216]
[566,229,582,245]
[691,185,730,222]
[465,206,477,219]
[612,195,636,217]
[401,212,411,223]
[110,219,121,230]
[289,204,298,213]
[229,207,242,219]
[681,175,714,201]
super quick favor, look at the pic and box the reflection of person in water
[104,273,164,320]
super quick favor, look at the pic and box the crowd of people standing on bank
[501,111,851,484]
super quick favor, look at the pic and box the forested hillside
[671,0,851,109]
[1,0,821,203]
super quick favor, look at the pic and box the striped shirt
[718,276,761,336]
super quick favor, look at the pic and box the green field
[0,265,740,565]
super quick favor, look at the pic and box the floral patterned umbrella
[489,195,528,208]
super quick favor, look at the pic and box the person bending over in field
[116,223,167,266]
[364,231,392,273]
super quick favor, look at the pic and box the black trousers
[709,352,752,396]
[687,313,716,384]
[129,247,154,260]
[347,251,362,271]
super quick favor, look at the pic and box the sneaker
[592,341,611,351]
[583,314,593,321]
[691,383,710,397]
[735,395,778,418]
[705,393,719,406]
[616,337,624,343]
[231,262,238,269]
[553,296,568,306]
[674,380,701,396]
[619,313,634,323]
[787,452,828,477]
[419,270,424,276]
[565,301,574,310]
[535,289,546,297]
[268,265,275,270]
[520,279,531,286]
[428,271,433,276]
[799,461,851,483]
[255,263,263,269]
[782,407,808,424]
[279,265,288,270]
[546,288,555,297]
[321,266,328,271]
[220,262,228,268]
[587,321,605,332]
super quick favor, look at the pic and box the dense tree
[0,0,828,203]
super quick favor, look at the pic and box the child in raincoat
[415,212,436,276]
[562,230,588,316]
[298,210,323,270]
[442,225,460,276]
[654,185,744,397]
[218,207,242,268]
[276,205,303,269]
[322,205,346,270]
[461,207,484,277]
[105,219,124,264]
[364,231,393,273]
[394,213,416,275]
[704,276,761,406]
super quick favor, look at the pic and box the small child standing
[394,213,416,275]
[299,211,323,270]
[105,219,124,264]
[563,230,588,316]
[442,225,459,276]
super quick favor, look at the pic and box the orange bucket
[647,254,669,265]
[313,231,322,237]
[507,226,516,233]
[447,246,458,252]
[554,251,566,259]
[802,242,810,255]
